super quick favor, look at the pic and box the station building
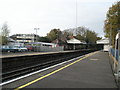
[10,34,40,43]
[96,38,110,51]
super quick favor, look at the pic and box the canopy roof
[28,42,56,45]
[67,38,84,44]
[96,38,109,44]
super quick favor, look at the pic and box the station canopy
[96,38,109,44]
[28,42,57,46]
[67,38,85,44]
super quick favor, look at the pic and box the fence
[33,46,64,52]
[109,48,119,61]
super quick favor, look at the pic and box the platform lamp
[34,28,40,42]
[34,28,40,52]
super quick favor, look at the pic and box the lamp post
[23,34,26,44]
[34,28,40,42]
[34,28,39,52]
[75,0,78,36]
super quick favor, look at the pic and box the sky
[0,0,118,37]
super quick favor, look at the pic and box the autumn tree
[104,1,120,47]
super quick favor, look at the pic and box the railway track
[1,49,97,83]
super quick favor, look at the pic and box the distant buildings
[66,38,86,50]
[96,38,109,45]
[67,38,86,44]
[3,37,24,47]
[10,34,40,43]
[96,38,110,51]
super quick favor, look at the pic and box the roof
[96,38,109,44]
[67,38,85,44]
[8,38,15,42]
[28,42,56,45]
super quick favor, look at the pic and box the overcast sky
[0,0,118,37]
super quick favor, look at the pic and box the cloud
[0,0,117,37]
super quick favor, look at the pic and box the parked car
[26,45,33,51]
[13,46,28,52]
[0,45,2,52]
[18,46,28,52]
[1,45,28,52]
[2,46,18,52]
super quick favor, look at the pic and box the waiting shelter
[67,38,86,50]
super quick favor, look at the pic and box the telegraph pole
[75,0,78,36]
[73,0,78,50]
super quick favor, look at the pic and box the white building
[8,37,24,47]
[28,42,57,47]
[10,34,40,43]
[96,38,110,51]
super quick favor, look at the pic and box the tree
[75,26,86,41]
[63,26,98,44]
[75,34,85,41]
[1,23,10,37]
[97,37,102,40]
[85,30,98,44]
[62,31,73,40]
[46,29,61,42]
[38,36,51,43]
[104,1,120,47]
[0,23,10,45]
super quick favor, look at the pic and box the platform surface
[2,51,117,89]
[1,50,75,58]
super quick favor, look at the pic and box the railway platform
[2,51,118,89]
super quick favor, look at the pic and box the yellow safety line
[15,51,98,90]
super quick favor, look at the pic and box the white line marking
[0,54,89,86]
[90,59,99,61]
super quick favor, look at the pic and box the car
[2,46,17,52]
[13,46,28,52]
[26,45,33,51]
[18,46,28,52]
